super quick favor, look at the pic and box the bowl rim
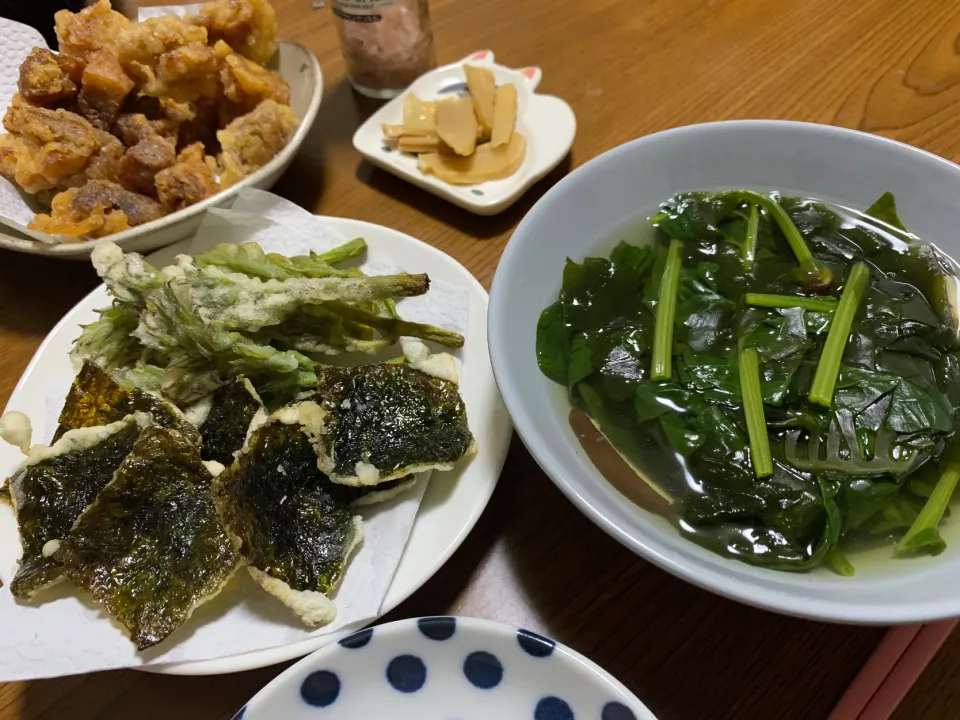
[0,40,324,258]
[488,119,960,625]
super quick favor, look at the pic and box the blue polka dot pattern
[602,702,637,720]
[229,708,245,720]
[534,696,574,720]
[417,616,456,641]
[463,650,503,689]
[387,654,427,693]
[339,627,373,649]
[300,670,340,707]
[517,629,556,658]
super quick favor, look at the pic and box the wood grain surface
[2,0,960,718]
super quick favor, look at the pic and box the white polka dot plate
[352,51,577,216]
[233,617,657,720]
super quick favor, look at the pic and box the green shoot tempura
[651,238,683,382]
[745,293,838,313]
[738,339,773,478]
[809,262,870,407]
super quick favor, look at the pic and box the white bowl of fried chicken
[0,0,322,258]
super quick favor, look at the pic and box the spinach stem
[809,262,870,407]
[738,338,773,478]
[651,239,683,381]
[896,464,960,554]
[743,204,759,271]
[745,293,838,313]
[826,547,855,576]
[728,190,815,269]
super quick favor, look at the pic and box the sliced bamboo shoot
[464,65,496,134]
[382,124,436,139]
[435,97,478,156]
[491,84,518,148]
[398,135,445,153]
[402,94,437,132]
[419,133,526,185]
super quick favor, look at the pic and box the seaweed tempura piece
[199,377,265,466]
[212,400,362,626]
[8,414,147,598]
[56,427,239,650]
[315,362,474,486]
[54,360,200,446]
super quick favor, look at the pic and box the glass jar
[332,0,437,99]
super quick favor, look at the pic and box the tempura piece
[54,360,201,446]
[143,42,220,103]
[215,40,289,122]
[113,15,208,78]
[193,0,279,65]
[314,362,474,486]
[7,413,147,598]
[56,427,240,650]
[54,0,132,65]
[212,401,362,626]
[17,48,78,108]
[1,97,100,193]
[155,142,220,212]
[30,180,161,238]
[217,99,297,187]
[199,377,264,465]
[117,121,177,197]
[77,50,135,130]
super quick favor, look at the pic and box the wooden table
[2,0,960,717]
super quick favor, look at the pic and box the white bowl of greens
[489,120,960,624]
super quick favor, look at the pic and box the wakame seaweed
[536,190,960,573]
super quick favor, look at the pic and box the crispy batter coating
[114,15,208,77]
[30,180,161,238]
[18,48,78,107]
[143,42,220,103]
[54,0,132,65]
[193,0,278,65]
[117,129,177,196]
[155,142,220,212]
[217,99,298,187]
[215,40,289,122]
[77,50,135,130]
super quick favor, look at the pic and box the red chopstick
[828,621,958,720]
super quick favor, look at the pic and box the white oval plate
[0,218,512,674]
[234,617,657,720]
[352,50,577,216]
[0,40,323,260]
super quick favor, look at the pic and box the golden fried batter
[77,50,135,130]
[1,97,100,193]
[114,15,208,78]
[30,179,162,238]
[215,40,289,123]
[193,0,278,65]
[155,142,220,212]
[54,0,132,65]
[117,125,177,196]
[18,48,78,108]
[217,99,298,187]
[143,42,220,103]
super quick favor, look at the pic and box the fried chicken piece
[54,0,132,66]
[193,0,278,65]
[79,129,125,186]
[117,124,177,196]
[215,40,289,123]
[77,50,135,130]
[176,98,220,154]
[142,42,220,103]
[1,97,100,193]
[217,99,298,187]
[114,15,208,79]
[30,180,162,238]
[155,142,220,212]
[18,48,79,108]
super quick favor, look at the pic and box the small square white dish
[352,50,577,216]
